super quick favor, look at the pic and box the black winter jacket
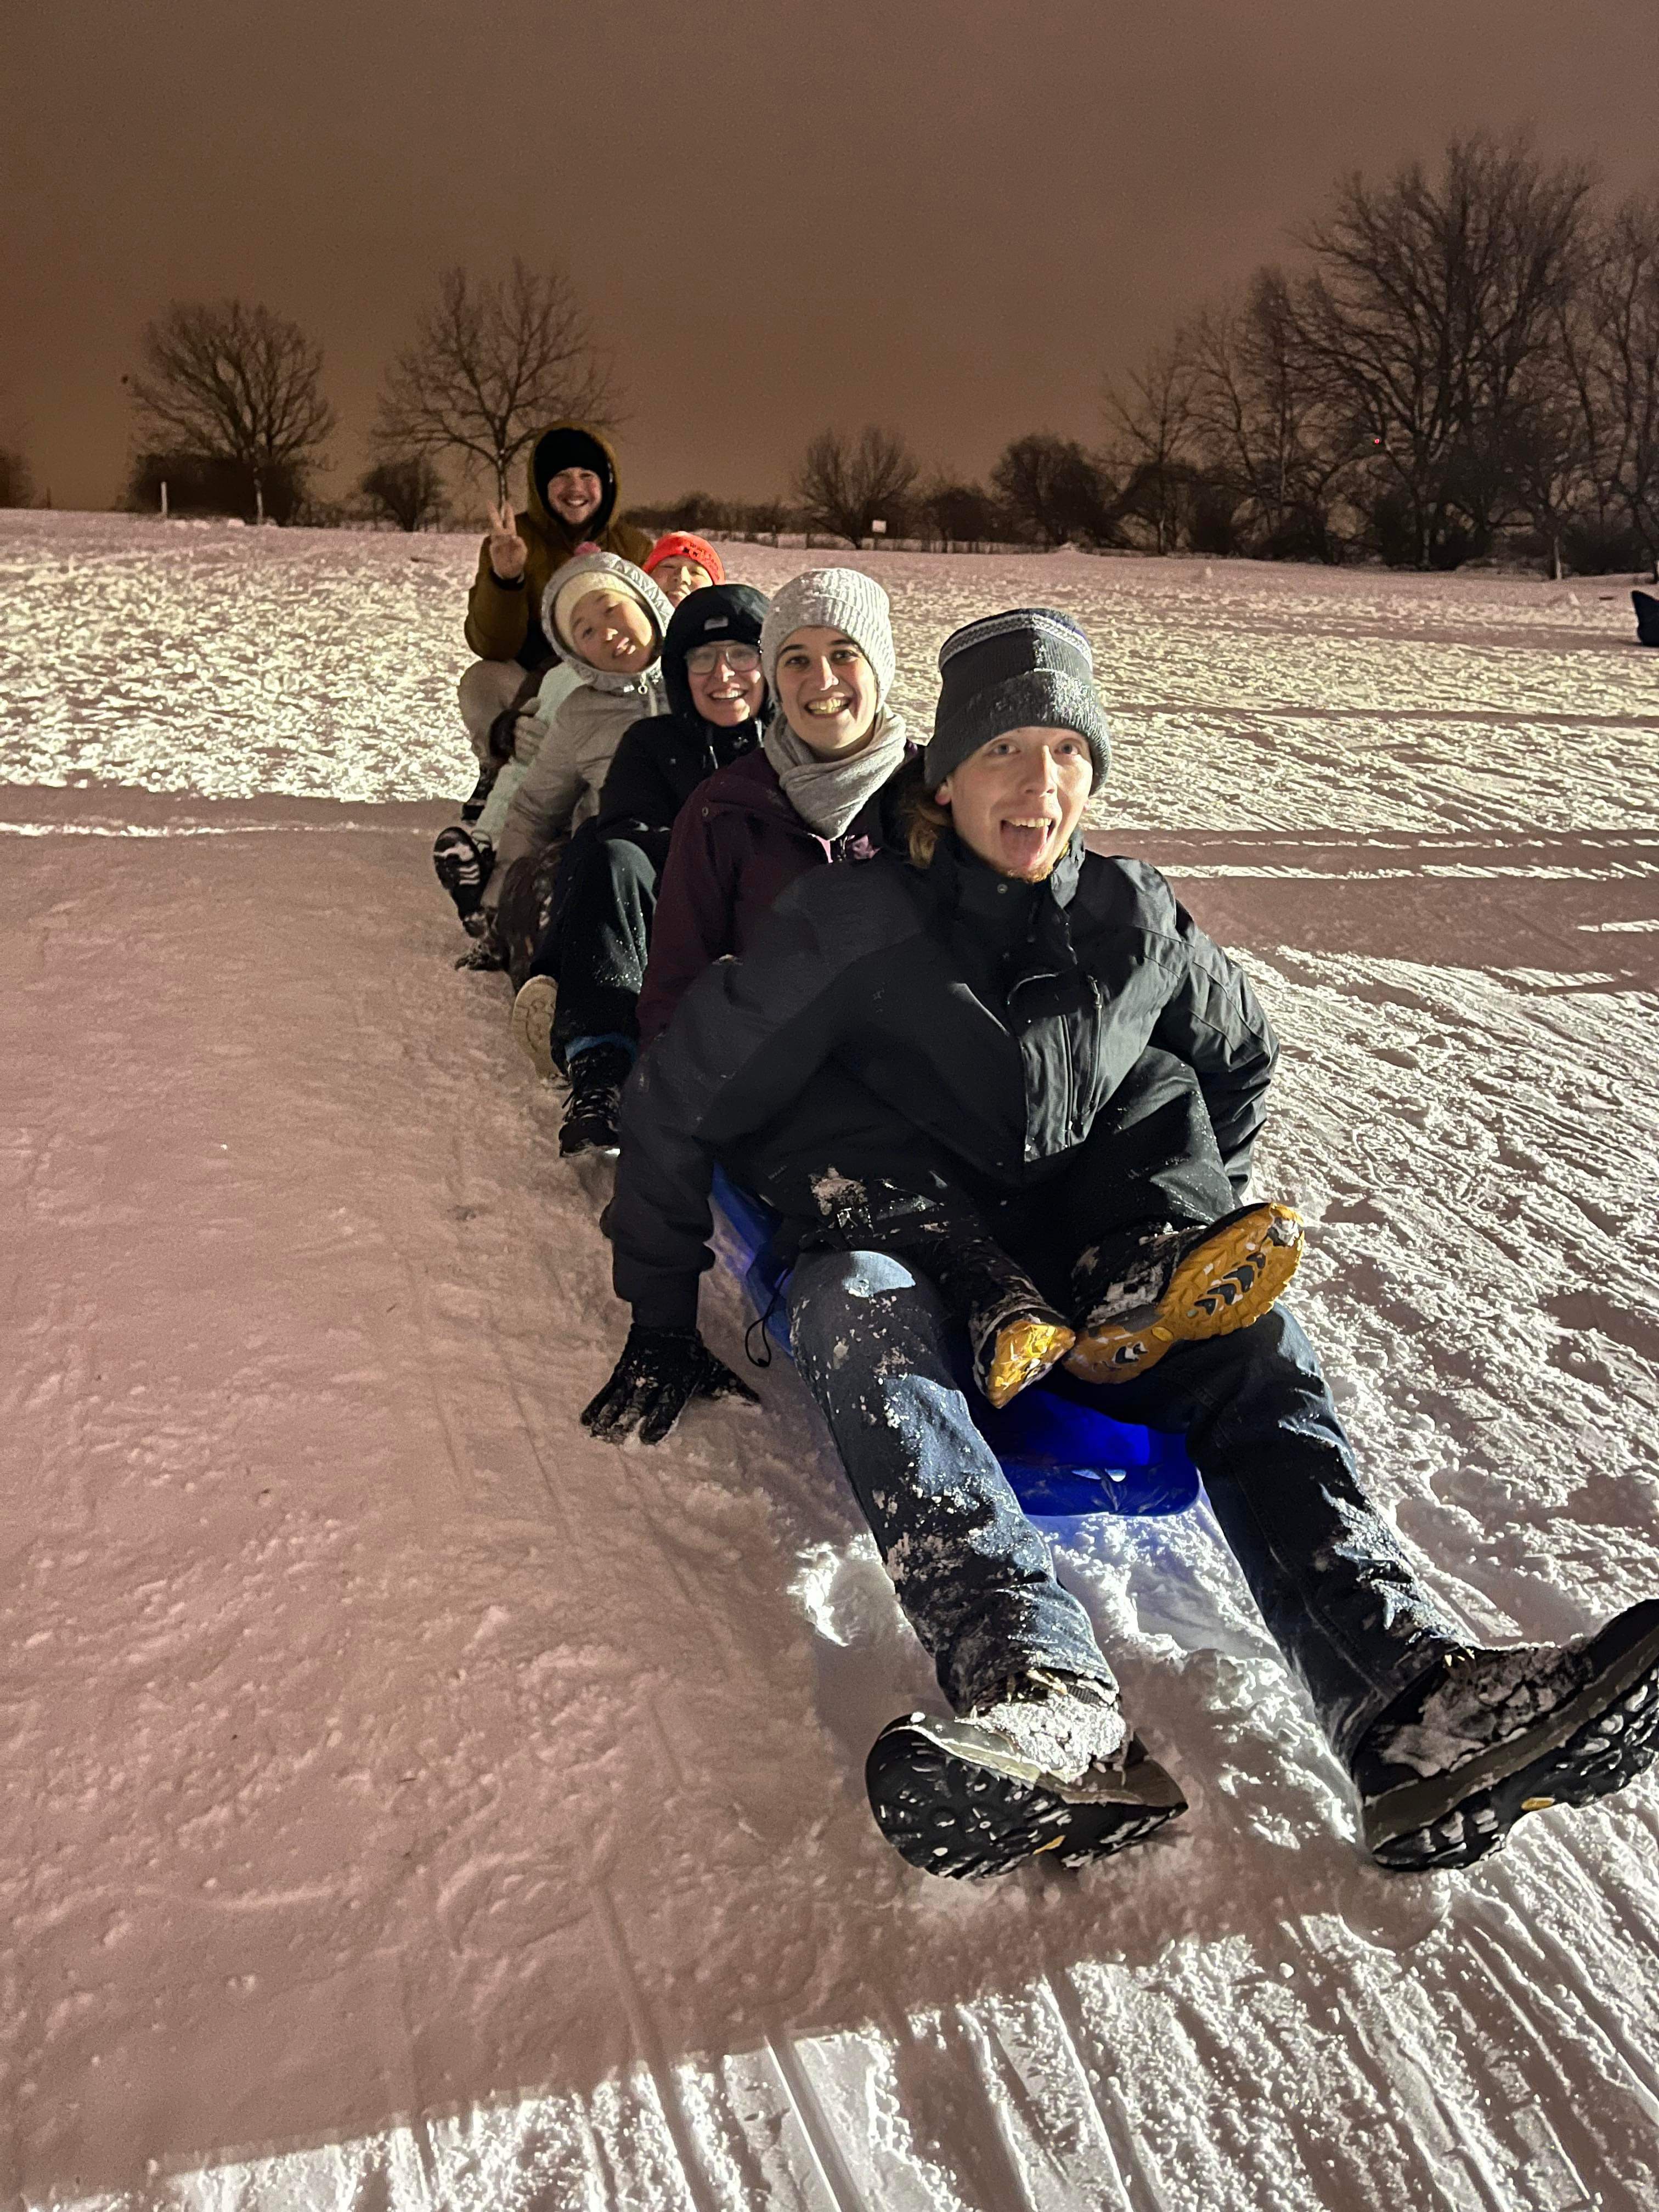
[610,832,1279,1327]
[594,582,771,870]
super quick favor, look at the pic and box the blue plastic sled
[710,1169,1200,1520]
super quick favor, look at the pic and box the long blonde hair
[894,758,951,870]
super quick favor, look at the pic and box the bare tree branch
[793,426,920,545]
[358,454,447,532]
[375,260,618,503]
[1101,341,1201,553]
[127,301,336,520]
[1285,134,1594,563]
[990,435,1116,547]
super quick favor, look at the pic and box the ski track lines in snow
[2,517,1659,2209]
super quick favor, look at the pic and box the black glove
[582,1324,760,1446]
[486,704,522,764]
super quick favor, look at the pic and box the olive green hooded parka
[464,423,652,670]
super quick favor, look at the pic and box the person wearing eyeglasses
[510,582,774,1155]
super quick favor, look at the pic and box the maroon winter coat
[637,744,910,1044]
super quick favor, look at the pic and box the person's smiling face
[568,589,651,670]
[685,641,764,726]
[775,628,878,758]
[547,466,603,527]
[653,556,714,605]
[934,726,1093,878]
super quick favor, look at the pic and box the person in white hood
[483,552,673,911]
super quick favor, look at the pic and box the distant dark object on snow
[1635,590,1659,647]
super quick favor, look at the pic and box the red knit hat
[644,531,725,585]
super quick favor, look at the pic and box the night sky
[6,1,1657,514]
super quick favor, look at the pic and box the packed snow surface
[3,510,1658,2208]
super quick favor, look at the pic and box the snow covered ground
[3,510,1658,2208]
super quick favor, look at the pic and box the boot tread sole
[1364,1609,1659,1872]
[1067,1203,1304,1385]
[867,1716,1187,1880]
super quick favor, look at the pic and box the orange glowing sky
[5,0,1657,512]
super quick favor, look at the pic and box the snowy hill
[3,512,1658,2208]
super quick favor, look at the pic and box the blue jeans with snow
[788,1250,1464,1767]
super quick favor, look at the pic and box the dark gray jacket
[610,833,1278,1327]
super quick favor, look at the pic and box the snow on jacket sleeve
[464,535,532,662]
[1147,896,1279,1193]
[635,800,740,1045]
[610,894,855,1329]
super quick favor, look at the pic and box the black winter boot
[1066,1201,1303,1385]
[808,1174,1074,1408]
[433,825,493,928]
[558,1043,634,1159]
[1634,589,1659,647]
[1354,1600,1659,1872]
[866,1674,1187,1878]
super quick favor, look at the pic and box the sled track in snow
[4,520,1659,2207]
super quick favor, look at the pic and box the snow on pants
[789,1256,1464,1760]
[528,832,659,1057]
[783,1048,1465,1755]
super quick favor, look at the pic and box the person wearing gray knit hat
[759,567,896,707]
[925,607,1110,792]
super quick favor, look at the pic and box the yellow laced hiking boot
[1066,1202,1304,1386]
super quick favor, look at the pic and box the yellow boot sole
[1065,1203,1304,1386]
[984,1317,1078,1409]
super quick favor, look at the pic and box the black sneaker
[1355,1600,1659,1872]
[1066,1201,1303,1385]
[866,1692,1187,1879]
[558,1043,634,1159]
[433,825,493,923]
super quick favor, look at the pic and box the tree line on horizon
[4,134,1655,577]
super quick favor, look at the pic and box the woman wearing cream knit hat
[633,567,912,1039]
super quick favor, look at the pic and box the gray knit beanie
[759,567,895,706]
[925,607,1111,790]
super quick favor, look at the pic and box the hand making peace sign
[486,499,528,583]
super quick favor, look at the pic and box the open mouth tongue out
[1001,821,1052,869]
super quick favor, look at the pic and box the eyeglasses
[685,642,760,675]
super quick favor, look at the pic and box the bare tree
[358,454,447,532]
[1283,136,1593,566]
[127,300,335,524]
[991,435,1116,546]
[0,446,33,507]
[918,475,1003,547]
[1186,278,1359,560]
[376,261,617,503]
[793,426,919,546]
[1102,342,1200,553]
[1585,197,1659,563]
